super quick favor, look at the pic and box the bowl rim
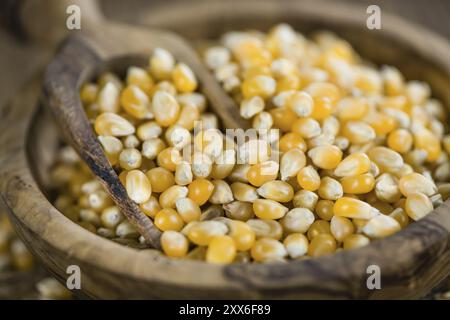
[1,0,450,298]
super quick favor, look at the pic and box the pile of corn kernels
[50,24,450,264]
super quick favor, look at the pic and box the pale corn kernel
[98,135,123,165]
[98,82,120,113]
[188,178,215,206]
[242,75,276,99]
[157,147,182,171]
[120,85,151,119]
[269,107,297,132]
[253,199,288,220]
[191,152,213,178]
[161,231,189,258]
[246,219,282,240]
[383,108,410,129]
[175,197,201,223]
[334,197,379,220]
[296,165,321,191]
[389,207,409,228]
[240,96,265,119]
[247,161,279,187]
[435,162,450,182]
[228,164,251,183]
[291,117,321,139]
[257,180,294,202]
[230,182,259,202]
[159,185,188,208]
[287,91,313,117]
[175,161,193,186]
[211,150,236,180]
[151,80,177,96]
[152,91,180,127]
[405,192,433,221]
[200,205,224,221]
[322,116,340,137]
[343,234,370,250]
[398,172,437,197]
[150,48,175,80]
[341,173,375,194]
[223,201,254,221]
[315,200,335,221]
[293,190,318,211]
[125,170,151,204]
[283,233,309,258]
[438,183,450,201]
[252,111,274,131]
[406,81,430,105]
[308,144,342,169]
[334,152,370,177]
[165,125,191,150]
[137,121,162,141]
[204,46,231,69]
[146,167,175,193]
[381,66,404,95]
[176,104,200,131]
[214,62,239,82]
[141,138,166,160]
[186,220,228,246]
[94,112,135,137]
[119,148,142,170]
[308,234,336,257]
[280,208,315,234]
[209,180,234,204]
[139,196,161,218]
[336,97,368,121]
[115,221,139,238]
[342,121,376,144]
[280,148,306,181]
[271,58,296,77]
[318,176,343,200]
[194,129,224,158]
[79,209,101,227]
[404,149,428,168]
[237,139,270,165]
[367,146,404,173]
[206,235,237,264]
[413,127,441,162]
[126,66,153,94]
[330,216,354,242]
[272,90,294,108]
[279,132,307,153]
[228,220,256,251]
[362,214,401,238]
[122,135,140,149]
[375,173,401,203]
[223,76,241,92]
[251,238,287,262]
[154,208,185,231]
[99,72,123,90]
[100,206,123,229]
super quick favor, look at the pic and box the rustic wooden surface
[0,0,449,299]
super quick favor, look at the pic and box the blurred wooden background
[0,0,449,299]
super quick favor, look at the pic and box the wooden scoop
[3,0,249,248]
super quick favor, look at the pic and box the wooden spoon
[3,0,249,248]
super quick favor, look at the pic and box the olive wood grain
[0,0,450,299]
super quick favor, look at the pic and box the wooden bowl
[1,0,450,299]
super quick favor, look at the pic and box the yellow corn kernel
[145,167,175,193]
[126,66,153,94]
[186,220,228,246]
[307,234,336,257]
[398,172,437,197]
[330,216,354,242]
[159,185,188,209]
[210,150,236,180]
[291,117,321,139]
[279,132,307,153]
[206,235,237,264]
[308,145,342,170]
[253,199,288,220]
[343,234,370,250]
[230,182,259,202]
[269,107,297,132]
[340,173,375,194]
[277,74,301,92]
[247,219,282,240]
[247,161,279,187]
[155,208,185,232]
[387,129,413,154]
[152,91,180,127]
[381,66,405,96]
[172,63,198,93]
[176,104,200,131]
[156,147,182,172]
[119,148,142,170]
[94,112,135,137]
[296,165,321,191]
[334,152,370,178]
[283,233,309,258]
[242,75,276,99]
[228,221,256,251]
[362,214,401,238]
[367,146,404,173]
[80,83,98,105]
[334,197,379,219]
[280,208,315,234]
[286,91,313,117]
[405,192,433,221]
[139,196,161,218]
[209,180,234,204]
[175,198,201,223]
[306,220,331,240]
[336,97,368,121]
[149,48,175,80]
[318,176,343,200]
[306,82,340,120]
[280,148,306,181]
[257,180,294,202]
[243,65,272,79]
[342,121,376,144]
[98,136,123,166]
[365,112,397,136]
[150,80,177,96]
[137,121,162,140]
[224,201,254,221]
[389,207,409,228]
[161,231,189,258]
[414,127,442,162]
[188,178,215,206]
[251,238,287,262]
[120,85,151,119]
[125,170,151,204]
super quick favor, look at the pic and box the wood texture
[0,0,450,299]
